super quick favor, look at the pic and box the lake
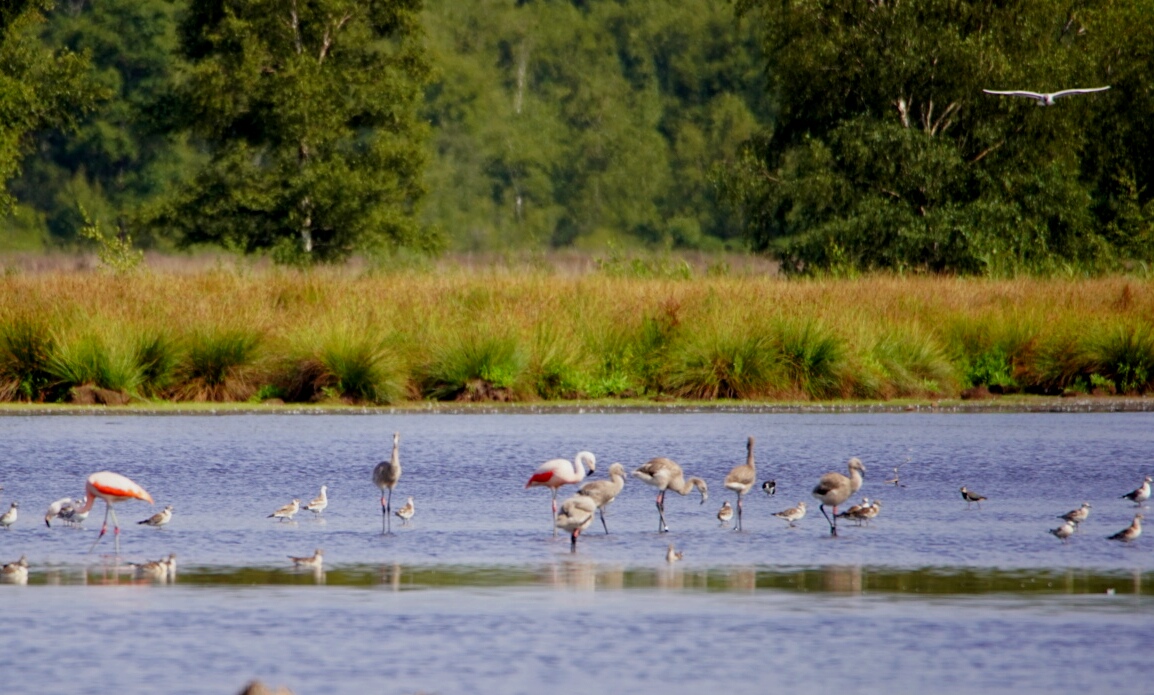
[0,412,1151,694]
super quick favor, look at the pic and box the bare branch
[319,12,354,64]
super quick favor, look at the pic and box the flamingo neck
[77,492,97,514]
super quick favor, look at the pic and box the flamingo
[76,471,154,554]
[723,436,757,531]
[372,433,402,534]
[554,494,597,552]
[631,457,708,533]
[44,497,74,527]
[577,462,625,534]
[812,457,865,536]
[526,451,596,536]
[138,505,173,528]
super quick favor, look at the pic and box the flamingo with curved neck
[77,471,154,554]
[526,451,596,535]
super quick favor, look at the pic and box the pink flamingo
[75,471,154,554]
[525,451,596,535]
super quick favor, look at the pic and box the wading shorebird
[303,485,328,516]
[982,86,1110,106]
[394,496,415,526]
[812,458,865,536]
[373,433,403,534]
[44,497,74,527]
[723,437,757,531]
[960,486,987,509]
[60,501,89,527]
[1059,502,1092,528]
[1108,514,1143,543]
[526,451,596,536]
[138,504,173,528]
[773,501,807,528]
[1049,521,1075,543]
[577,462,626,534]
[289,548,324,569]
[761,480,777,496]
[717,501,734,527]
[665,543,683,563]
[554,495,597,552]
[131,554,175,581]
[861,499,882,524]
[632,457,708,533]
[1,554,28,584]
[1122,476,1152,507]
[77,471,154,554]
[0,501,18,530]
[837,498,874,526]
[268,499,300,522]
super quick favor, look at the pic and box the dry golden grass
[1,268,1152,403]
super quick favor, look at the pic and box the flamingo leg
[599,507,609,534]
[88,502,112,554]
[570,528,579,552]
[819,504,838,537]
[735,493,744,531]
[551,489,559,537]
[656,490,669,533]
[110,507,122,555]
[386,488,394,535]
[380,493,388,534]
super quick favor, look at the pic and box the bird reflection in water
[822,565,863,594]
[543,559,598,591]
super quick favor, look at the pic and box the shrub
[774,320,846,399]
[0,317,56,401]
[421,333,529,401]
[1090,325,1154,395]
[171,329,262,401]
[664,329,779,399]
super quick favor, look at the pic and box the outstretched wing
[1050,86,1111,99]
[982,89,1045,100]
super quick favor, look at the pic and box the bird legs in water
[598,507,609,534]
[734,492,745,531]
[569,529,581,552]
[381,488,393,535]
[818,504,839,537]
[551,489,559,537]
[656,490,670,533]
[88,504,121,554]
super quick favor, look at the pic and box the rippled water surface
[1,412,1152,693]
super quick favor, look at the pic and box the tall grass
[2,271,1154,404]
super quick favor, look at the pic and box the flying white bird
[982,86,1110,106]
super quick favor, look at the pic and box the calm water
[1,412,1152,693]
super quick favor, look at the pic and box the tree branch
[319,12,353,64]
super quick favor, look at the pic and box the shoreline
[2,395,1152,416]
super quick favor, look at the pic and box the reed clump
[1,271,1152,404]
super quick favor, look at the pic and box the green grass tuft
[172,329,262,401]
[0,316,57,401]
[664,329,779,399]
[421,333,529,401]
[1090,324,1154,395]
[774,320,846,399]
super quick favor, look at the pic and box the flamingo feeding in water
[76,471,154,554]
[526,451,596,536]
[577,462,626,534]
[372,433,402,534]
[811,457,865,536]
[631,457,708,533]
[554,495,597,552]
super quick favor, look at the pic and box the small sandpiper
[268,499,300,522]
[665,543,683,563]
[1058,502,1091,528]
[1,554,28,583]
[1049,521,1075,543]
[773,501,807,528]
[289,548,324,569]
[717,501,734,527]
[138,504,173,528]
[394,496,415,525]
[0,501,18,530]
[303,485,328,516]
[1108,514,1143,543]
[1121,476,1152,507]
[960,486,986,509]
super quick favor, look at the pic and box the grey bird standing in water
[812,458,865,536]
[723,437,757,531]
[373,432,402,534]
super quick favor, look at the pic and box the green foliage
[277,333,406,404]
[153,0,435,263]
[0,315,55,401]
[664,328,778,399]
[0,0,107,215]
[172,328,262,401]
[729,0,1154,275]
[421,332,529,401]
[964,348,1017,391]
[77,206,144,273]
[1091,325,1154,395]
[134,331,179,396]
[48,332,143,398]
[774,320,845,399]
[865,330,956,398]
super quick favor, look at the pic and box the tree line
[1,0,1152,274]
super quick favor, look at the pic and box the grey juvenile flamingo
[632,457,708,533]
[373,433,402,534]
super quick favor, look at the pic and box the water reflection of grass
[24,564,1148,596]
